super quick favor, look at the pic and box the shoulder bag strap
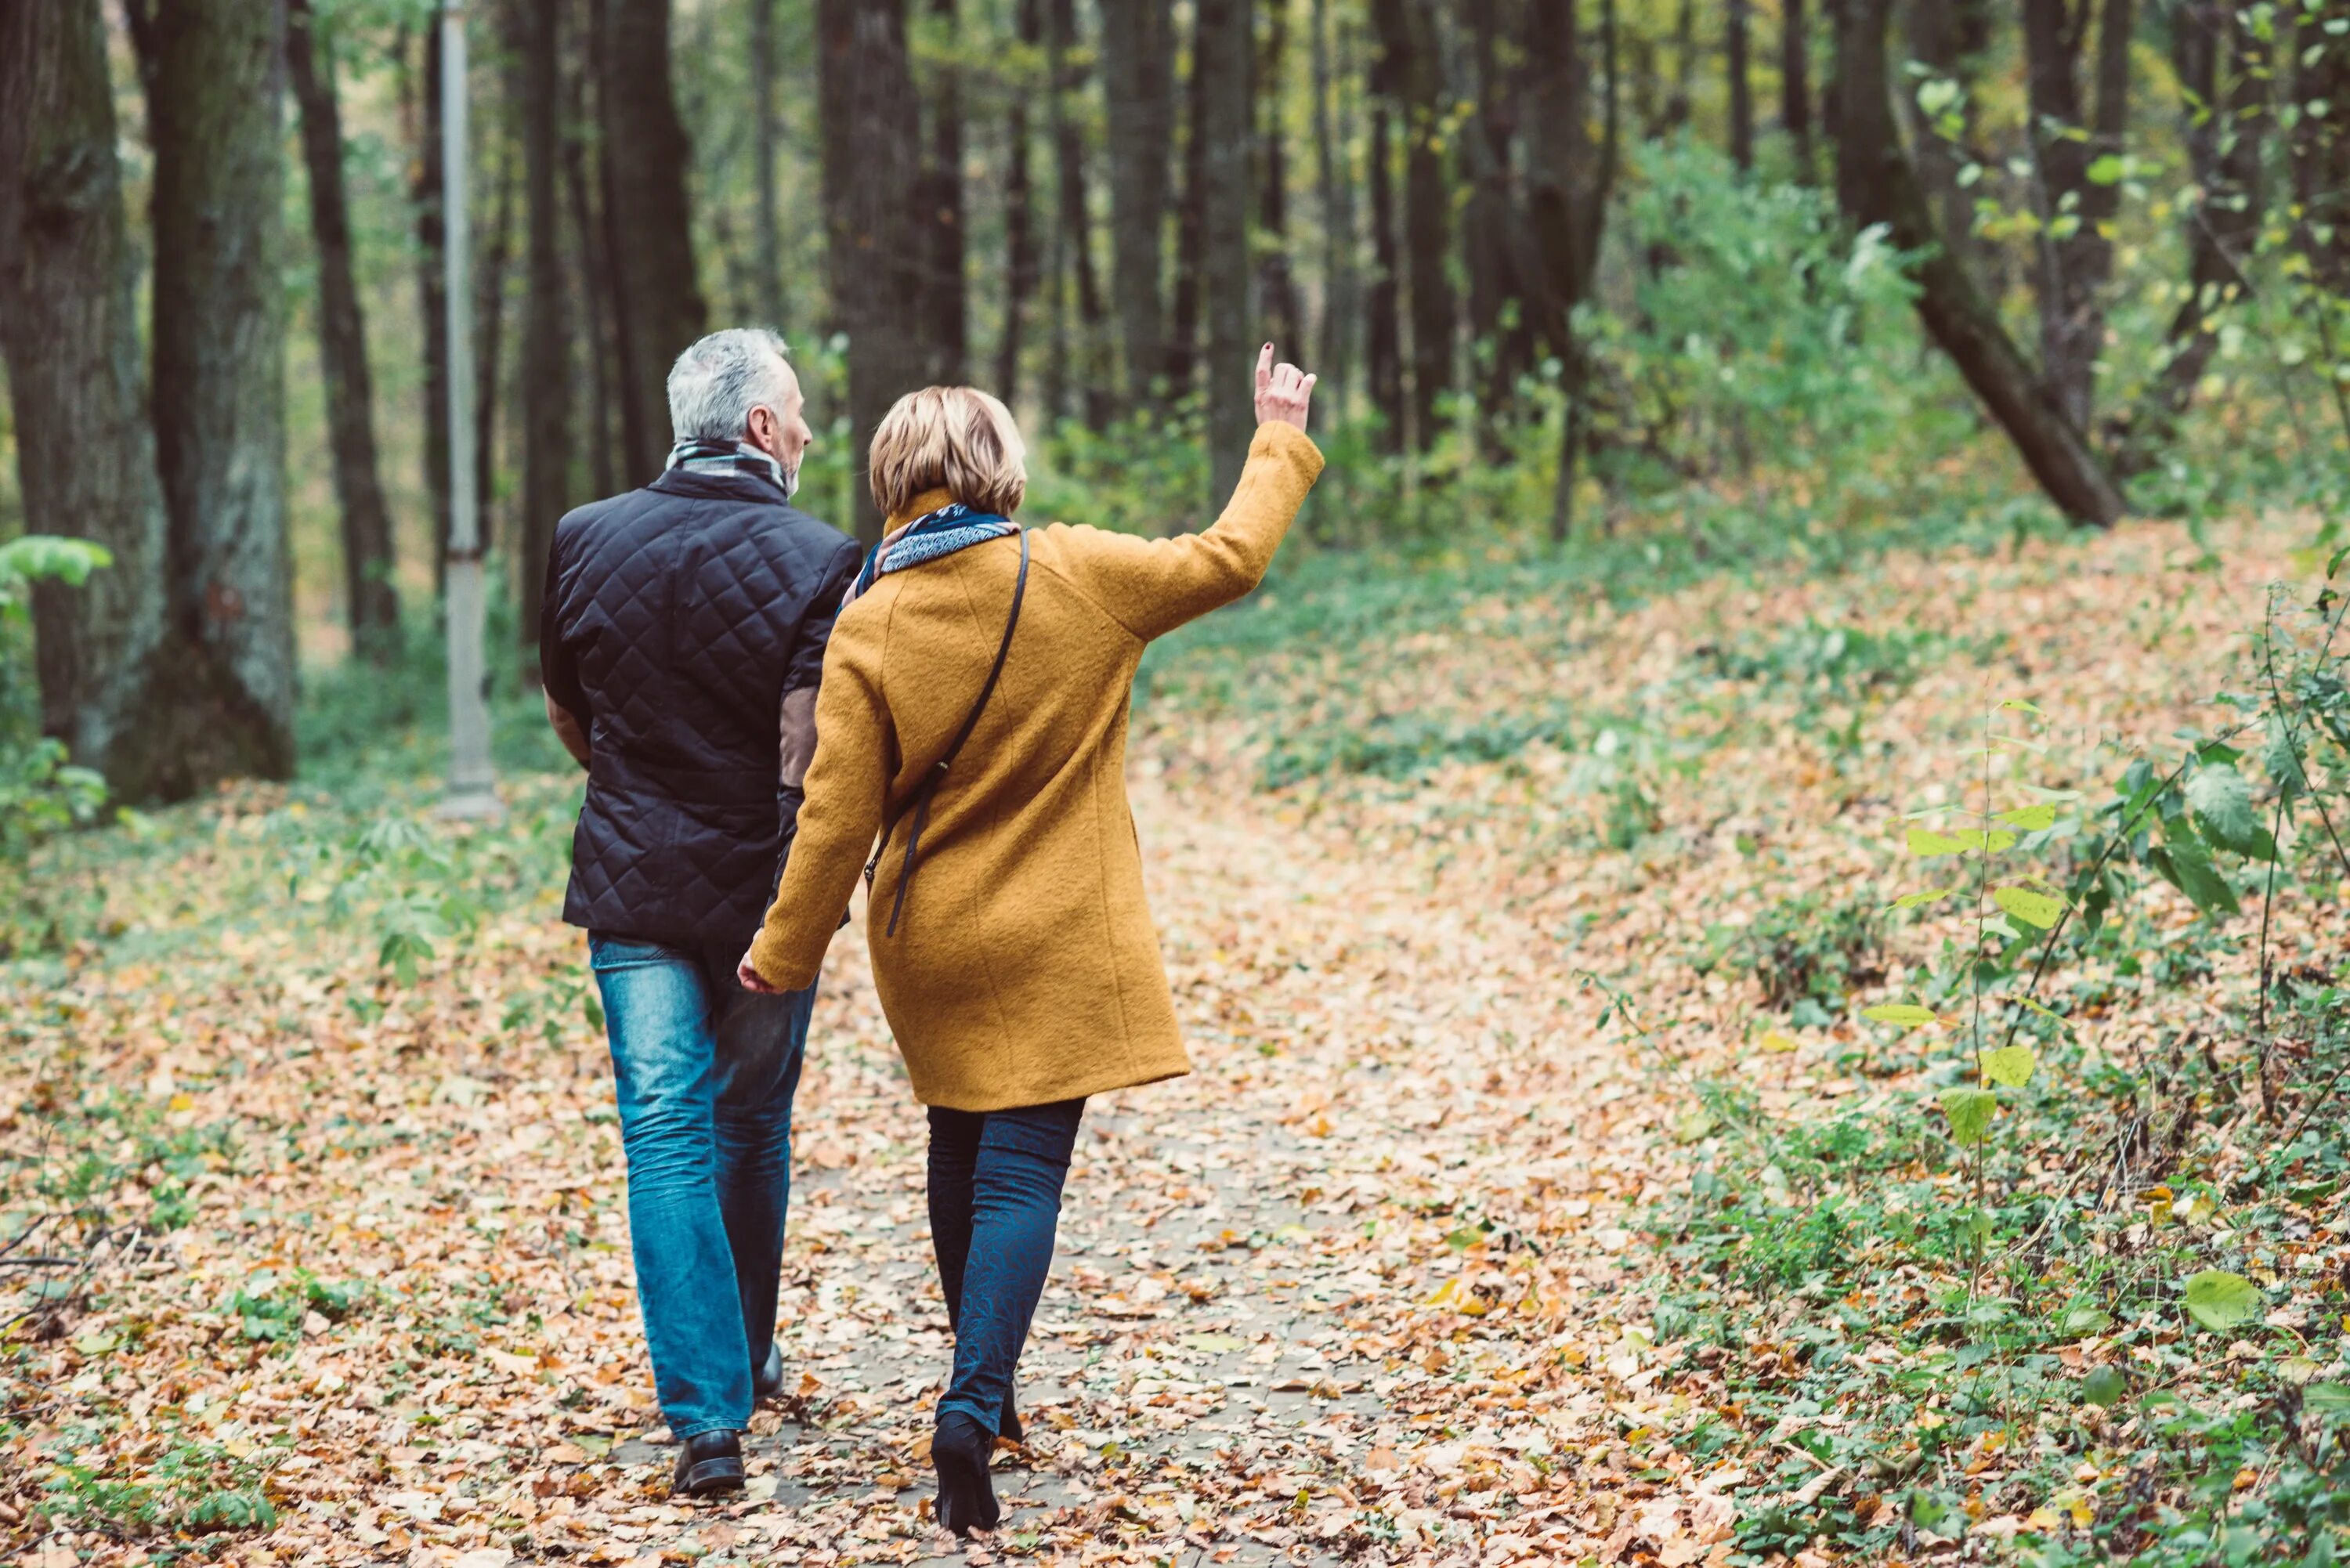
[864,530,1029,938]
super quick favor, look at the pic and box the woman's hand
[1253,343,1316,432]
[737,951,783,995]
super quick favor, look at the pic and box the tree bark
[1371,0,1455,453]
[287,0,399,659]
[519,0,569,654]
[1311,0,1358,422]
[750,0,783,326]
[138,0,299,790]
[1527,0,1618,539]
[1048,0,1111,431]
[1462,0,1534,427]
[1099,0,1175,411]
[1834,0,2125,526]
[1167,16,1209,400]
[1365,99,1405,450]
[2289,1,2350,298]
[475,135,515,539]
[0,0,174,786]
[2023,0,2134,432]
[407,22,453,587]
[821,0,925,542]
[996,0,1042,403]
[566,5,619,500]
[602,0,707,482]
[916,0,967,383]
[1782,0,1811,168]
[1727,0,1754,171]
[2117,0,2263,471]
[1199,0,1255,501]
[1256,0,1303,367]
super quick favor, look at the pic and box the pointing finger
[1256,343,1274,396]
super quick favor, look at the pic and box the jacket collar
[884,487,960,533]
[648,464,792,506]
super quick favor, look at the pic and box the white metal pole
[440,0,500,818]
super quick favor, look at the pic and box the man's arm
[546,692,591,768]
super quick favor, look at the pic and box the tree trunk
[566,6,619,500]
[1782,0,1810,168]
[1527,0,1619,539]
[602,0,707,482]
[2118,0,2263,471]
[138,0,299,790]
[407,22,453,587]
[750,0,783,326]
[520,0,569,655]
[1664,0,1697,133]
[1907,0,1994,287]
[1099,0,1175,411]
[1365,99,1405,450]
[287,0,399,659]
[821,0,925,542]
[1199,0,1255,502]
[1462,0,1534,428]
[1834,0,2125,526]
[996,0,1042,403]
[1311,0,1358,422]
[1048,0,1111,431]
[917,0,967,383]
[1371,0,1455,453]
[475,137,515,539]
[2023,0,2134,432]
[1256,0,1302,366]
[0,0,174,785]
[1167,16,1209,400]
[1727,0,1754,171]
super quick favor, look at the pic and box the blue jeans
[588,934,814,1440]
[927,1098,1086,1433]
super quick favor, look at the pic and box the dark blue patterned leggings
[926,1097,1086,1433]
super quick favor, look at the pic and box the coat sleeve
[772,537,870,888]
[747,603,894,989]
[1054,421,1325,642]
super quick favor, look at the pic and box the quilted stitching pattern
[547,469,862,946]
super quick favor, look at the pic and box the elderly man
[539,329,862,1497]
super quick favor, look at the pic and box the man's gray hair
[666,327,794,443]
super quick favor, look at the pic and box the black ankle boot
[999,1386,1023,1446]
[671,1429,745,1498]
[931,1412,1000,1537]
[753,1343,785,1401]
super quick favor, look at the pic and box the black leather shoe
[999,1387,1023,1446]
[931,1412,1000,1537]
[672,1429,745,1498]
[753,1343,785,1401]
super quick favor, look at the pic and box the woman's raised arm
[1059,346,1324,643]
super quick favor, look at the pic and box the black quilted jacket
[539,466,863,949]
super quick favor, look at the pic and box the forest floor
[6,506,2345,1567]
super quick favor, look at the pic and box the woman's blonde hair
[868,386,1029,520]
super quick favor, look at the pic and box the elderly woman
[738,347,1319,1534]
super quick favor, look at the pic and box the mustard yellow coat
[747,422,1325,1111]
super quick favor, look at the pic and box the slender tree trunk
[1167,19,1209,399]
[287,0,399,658]
[520,0,569,654]
[137,0,299,790]
[1462,0,1531,428]
[1365,99,1405,450]
[1311,0,1358,422]
[1049,0,1111,431]
[1371,0,1455,453]
[1528,0,1619,539]
[602,0,707,481]
[917,0,967,383]
[997,0,1042,404]
[475,139,515,537]
[1665,0,1697,133]
[2289,1,2350,298]
[1199,0,1255,501]
[1727,0,1754,171]
[1835,0,2125,526]
[750,0,783,326]
[1782,0,1811,169]
[2119,0,2264,470]
[0,0,174,785]
[408,23,454,587]
[1099,0,1175,411]
[1256,0,1302,365]
[565,7,618,500]
[821,0,925,542]
[2023,0,2134,432]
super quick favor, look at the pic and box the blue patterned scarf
[843,501,1019,605]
